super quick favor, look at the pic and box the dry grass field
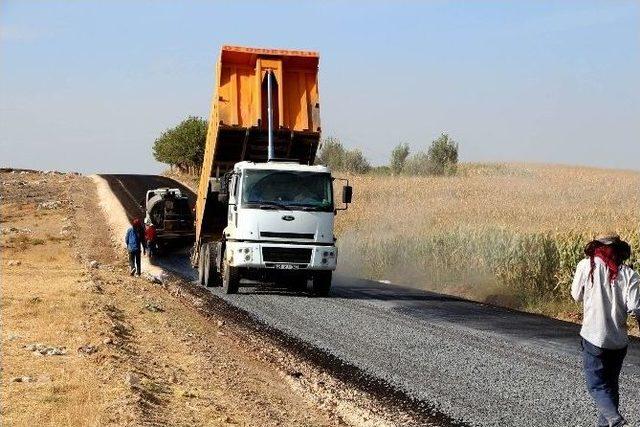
[335,163,640,325]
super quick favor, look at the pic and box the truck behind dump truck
[144,187,194,252]
[192,45,352,295]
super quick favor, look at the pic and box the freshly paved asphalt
[102,174,640,426]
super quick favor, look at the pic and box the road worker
[571,233,640,427]
[144,218,157,260]
[125,217,146,276]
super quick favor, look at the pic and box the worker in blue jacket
[125,217,146,276]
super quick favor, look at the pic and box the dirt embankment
[0,170,340,426]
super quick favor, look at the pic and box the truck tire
[222,260,240,294]
[290,275,308,292]
[312,271,332,297]
[197,245,206,286]
[204,244,220,288]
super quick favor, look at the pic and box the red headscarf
[593,245,620,284]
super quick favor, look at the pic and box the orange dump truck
[193,46,352,295]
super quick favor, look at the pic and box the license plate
[274,264,299,270]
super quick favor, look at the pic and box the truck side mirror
[342,185,353,204]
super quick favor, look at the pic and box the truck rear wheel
[204,244,220,288]
[222,260,240,294]
[312,271,332,297]
[197,245,206,285]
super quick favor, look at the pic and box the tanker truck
[192,45,352,296]
[144,187,194,252]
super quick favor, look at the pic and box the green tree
[403,151,432,176]
[316,137,345,171]
[390,142,410,175]
[403,133,459,176]
[343,149,371,174]
[427,133,458,175]
[153,116,207,174]
[316,137,371,174]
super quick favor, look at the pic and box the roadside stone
[103,337,113,345]
[6,332,22,341]
[84,281,103,294]
[144,301,164,313]
[77,344,98,355]
[181,389,197,398]
[11,376,35,383]
[1,226,31,235]
[145,274,162,284]
[37,200,62,210]
[7,260,21,266]
[216,320,225,327]
[26,343,67,356]
[125,372,141,389]
[89,260,99,269]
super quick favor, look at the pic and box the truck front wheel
[222,260,240,294]
[312,271,332,297]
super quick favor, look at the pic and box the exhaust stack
[266,70,275,162]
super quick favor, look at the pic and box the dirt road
[101,173,640,426]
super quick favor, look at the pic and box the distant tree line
[316,133,459,176]
[153,115,459,177]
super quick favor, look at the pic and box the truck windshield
[241,170,333,211]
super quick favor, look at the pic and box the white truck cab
[225,161,338,268]
[202,160,351,295]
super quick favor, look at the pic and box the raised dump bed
[204,45,320,170]
[196,45,322,242]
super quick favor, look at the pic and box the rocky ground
[0,170,346,426]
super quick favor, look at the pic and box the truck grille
[262,247,312,263]
[260,232,314,239]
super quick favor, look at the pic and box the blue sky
[1,1,639,173]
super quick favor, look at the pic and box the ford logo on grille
[282,215,295,221]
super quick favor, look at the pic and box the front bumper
[225,241,337,270]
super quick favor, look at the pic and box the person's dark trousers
[147,240,156,258]
[581,338,627,426]
[128,250,141,276]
